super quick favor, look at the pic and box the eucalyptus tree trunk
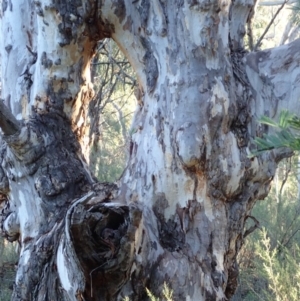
[0,1,299,300]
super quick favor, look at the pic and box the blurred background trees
[0,240,17,300]
[1,2,300,300]
[88,39,137,182]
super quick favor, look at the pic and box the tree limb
[0,100,20,136]
[245,39,300,125]
[229,0,259,50]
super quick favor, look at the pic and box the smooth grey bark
[0,1,299,301]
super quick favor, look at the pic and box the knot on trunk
[71,202,142,299]
[175,122,207,172]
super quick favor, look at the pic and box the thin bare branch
[243,216,261,238]
[279,158,291,197]
[254,0,289,50]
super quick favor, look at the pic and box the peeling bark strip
[1,0,300,301]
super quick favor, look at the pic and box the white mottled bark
[0,0,299,300]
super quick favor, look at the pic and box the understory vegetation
[1,3,300,301]
[232,157,300,301]
[0,241,17,301]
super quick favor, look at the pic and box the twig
[254,0,289,51]
[90,262,107,297]
[282,228,300,248]
[279,157,291,197]
[243,215,261,238]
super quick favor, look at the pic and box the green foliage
[146,283,174,301]
[289,0,300,26]
[0,237,18,301]
[123,283,174,301]
[251,110,300,156]
[256,230,300,301]
[234,158,300,301]
[237,228,300,301]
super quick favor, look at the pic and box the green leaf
[250,109,300,157]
